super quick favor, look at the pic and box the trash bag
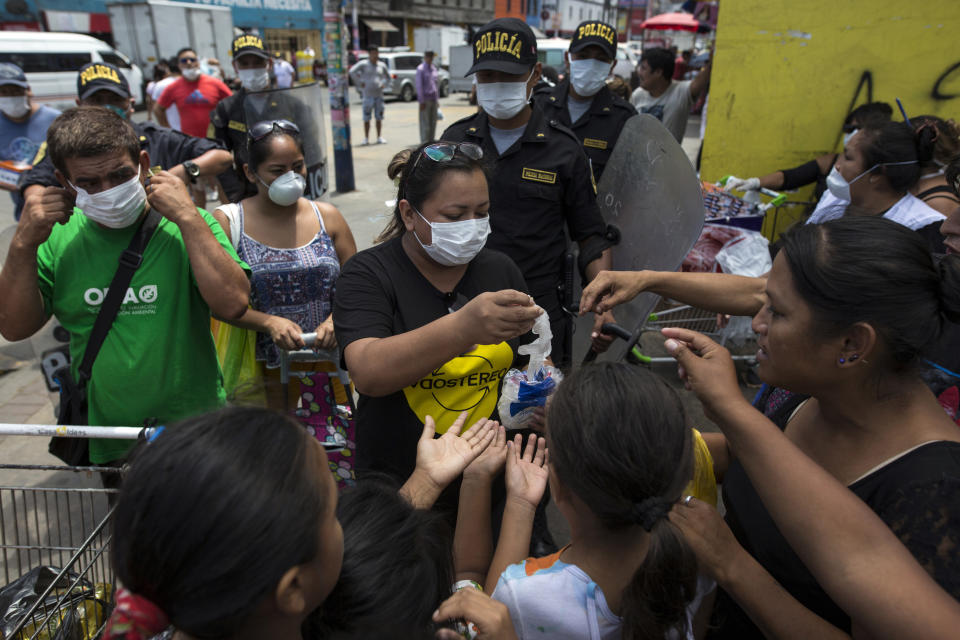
[497,313,563,430]
[0,566,111,640]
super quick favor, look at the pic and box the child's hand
[433,588,518,640]
[504,433,548,509]
[415,413,497,491]
[464,424,508,481]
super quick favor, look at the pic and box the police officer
[533,20,637,184]
[20,62,231,200]
[441,18,613,369]
[210,34,320,201]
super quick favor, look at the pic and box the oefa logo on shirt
[403,342,513,434]
[83,285,159,315]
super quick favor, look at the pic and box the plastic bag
[211,318,267,406]
[0,566,111,640]
[715,228,771,344]
[497,313,563,430]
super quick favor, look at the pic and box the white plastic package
[497,313,563,430]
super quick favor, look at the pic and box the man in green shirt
[0,106,250,465]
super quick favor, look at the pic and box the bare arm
[317,202,357,265]
[582,247,612,283]
[580,269,767,318]
[665,329,960,640]
[689,63,711,102]
[153,102,170,128]
[147,172,248,320]
[700,431,732,483]
[168,149,233,185]
[0,187,73,340]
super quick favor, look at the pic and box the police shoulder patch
[521,168,557,184]
[228,120,247,132]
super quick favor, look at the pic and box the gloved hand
[723,176,761,192]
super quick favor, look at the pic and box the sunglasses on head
[412,142,483,172]
[248,119,301,141]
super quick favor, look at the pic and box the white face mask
[826,159,918,201]
[71,168,147,229]
[238,67,270,91]
[569,58,611,97]
[476,70,534,120]
[0,95,29,119]
[258,170,305,206]
[413,208,490,266]
[182,67,201,81]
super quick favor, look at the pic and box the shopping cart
[0,424,153,639]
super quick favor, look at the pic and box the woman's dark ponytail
[621,519,698,640]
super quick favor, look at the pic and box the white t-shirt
[274,59,295,88]
[806,191,945,230]
[492,551,712,640]
[631,80,693,143]
[151,76,181,131]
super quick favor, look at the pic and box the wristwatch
[183,160,200,184]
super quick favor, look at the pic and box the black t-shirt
[712,401,960,637]
[333,237,531,482]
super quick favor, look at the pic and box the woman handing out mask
[333,141,541,497]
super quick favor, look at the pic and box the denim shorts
[362,96,385,121]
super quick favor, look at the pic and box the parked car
[611,46,637,82]
[536,38,571,80]
[355,51,450,101]
[0,31,144,109]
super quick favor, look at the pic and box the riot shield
[243,82,329,199]
[573,114,705,363]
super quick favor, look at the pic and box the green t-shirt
[37,207,249,463]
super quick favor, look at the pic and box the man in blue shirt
[0,63,60,219]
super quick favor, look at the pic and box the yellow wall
[702,1,960,238]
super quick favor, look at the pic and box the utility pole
[323,0,356,192]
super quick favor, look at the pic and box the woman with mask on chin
[806,120,946,252]
[212,120,357,410]
[333,141,542,501]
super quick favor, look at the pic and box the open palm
[416,413,496,489]
[505,433,549,509]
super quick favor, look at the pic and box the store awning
[363,19,398,32]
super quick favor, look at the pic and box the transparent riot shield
[573,114,705,363]
[244,82,329,199]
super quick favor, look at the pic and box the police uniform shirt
[440,105,606,295]
[209,88,319,201]
[19,121,223,194]
[532,79,636,183]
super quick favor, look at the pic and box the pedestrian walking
[416,50,440,142]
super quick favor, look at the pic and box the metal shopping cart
[0,425,152,639]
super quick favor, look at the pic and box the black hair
[640,47,675,80]
[912,115,960,167]
[376,140,488,243]
[368,44,379,52]
[779,217,960,373]
[856,121,932,192]
[947,154,960,197]
[112,407,328,639]
[246,126,305,175]
[540,64,560,84]
[176,47,196,60]
[844,102,893,128]
[547,363,697,640]
[308,477,453,640]
[46,106,139,179]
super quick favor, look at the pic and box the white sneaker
[377,136,387,144]
[360,138,369,146]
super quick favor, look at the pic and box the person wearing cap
[155,47,232,138]
[20,62,232,207]
[0,63,60,220]
[631,47,711,143]
[532,21,637,184]
[209,34,320,201]
[348,45,391,145]
[441,17,614,369]
[415,50,440,143]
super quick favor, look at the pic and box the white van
[0,32,144,111]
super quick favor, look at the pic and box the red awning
[639,12,706,33]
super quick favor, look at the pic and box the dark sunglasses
[413,142,483,172]
[248,119,301,141]
[179,57,198,64]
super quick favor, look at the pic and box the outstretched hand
[415,413,498,491]
[661,327,747,424]
[433,588,518,640]
[579,270,645,316]
[505,433,548,509]
[464,423,508,480]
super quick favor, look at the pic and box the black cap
[231,33,269,60]
[570,21,618,59]
[77,62,130,100]
[468,18,538,75]
[0,63,28,89]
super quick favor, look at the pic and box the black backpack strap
[76,207,163,384]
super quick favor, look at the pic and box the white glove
[724,176,761,192]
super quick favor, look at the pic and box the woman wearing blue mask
[212,120,357,410]
[333,141,542,498]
